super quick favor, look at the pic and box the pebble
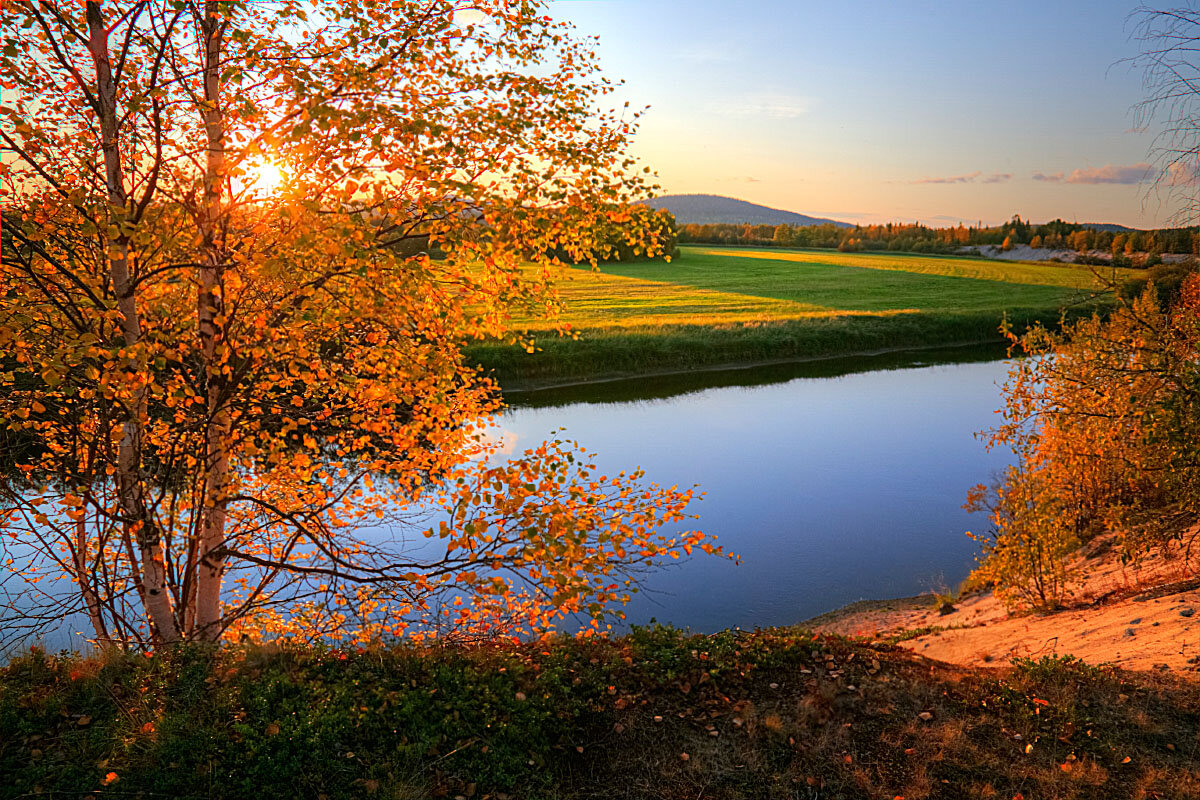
[1180,607,1196,618]
[1124,628,1137,637]
[1128,617,1142,624]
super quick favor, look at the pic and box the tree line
[676,216,1200,259]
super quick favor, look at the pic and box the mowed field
[469,246,1131,387]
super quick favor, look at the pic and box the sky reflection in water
[500,353,1016,632]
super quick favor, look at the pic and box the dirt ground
[808,532,1200,674]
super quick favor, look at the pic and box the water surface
[5,347,1015,650]
[499,347,1014,632]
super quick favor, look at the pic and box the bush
[1119,260,1198,308]
[966,467,1080,611]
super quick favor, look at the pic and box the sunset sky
[554,0,1192,228]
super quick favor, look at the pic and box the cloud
[675,43,737,64]
[1166,161,1199,186]
[1033,163,1153,184]
[913,171,979,184]
[911,171,1010,185]
[714,92,812,119]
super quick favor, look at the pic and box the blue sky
[552,0,1189,228]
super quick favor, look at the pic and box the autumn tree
[968,276,1200,609]
[0,0,724,649]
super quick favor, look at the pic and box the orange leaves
[4,0,672,648]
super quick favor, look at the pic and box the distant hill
[640,194,852,228]
[1077,222,1137,233]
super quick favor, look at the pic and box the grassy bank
[4,627,1198,799]
[468,247,1131,388]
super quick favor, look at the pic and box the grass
[4,629,1198,799]
[467,246,1134,388]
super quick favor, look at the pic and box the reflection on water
[6,347,1015,650]
[505,342,1010,409]
[501,346,1015,632]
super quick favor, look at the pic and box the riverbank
[5,625,1199,800]
[469,308,1089,390]
[808,532,1200,674]
[466,246,1122,388]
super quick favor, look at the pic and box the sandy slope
[809,533,1200,674]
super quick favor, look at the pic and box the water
[4,346,1017,650]
[497,346,1015,632]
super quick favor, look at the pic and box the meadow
[467,246,1132,387]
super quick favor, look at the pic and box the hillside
[1077,222,1138,233]
[639,194,852,227]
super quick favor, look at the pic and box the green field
[468,246,1131,387]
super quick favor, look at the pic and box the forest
[677,215,1200,260]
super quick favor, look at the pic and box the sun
[248,161,286,194]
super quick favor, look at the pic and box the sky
[551,0,1193,228]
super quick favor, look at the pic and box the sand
[808,531,1200,674]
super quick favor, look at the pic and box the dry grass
[4,628,1197,799]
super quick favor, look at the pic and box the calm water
[499,346,1015,631]
[6,347,1016,650]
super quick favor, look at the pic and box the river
[499,345,1015,632]
[4,345,1016,650]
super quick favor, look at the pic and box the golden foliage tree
[0,0,722,648]
[968,276,1200,609]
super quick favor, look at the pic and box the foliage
[968,275,1200,610]
[966,467,1081,611]
[0,0,709,648]
[3,629,1198,799]
[677,216,1200,257]
[1119,260,1200,308]
[551,205,678,265]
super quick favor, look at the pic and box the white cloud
[715,92,812,119]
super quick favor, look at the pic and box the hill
[1077,222,1138,233]
[640,194,852,227]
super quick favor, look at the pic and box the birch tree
[0,0,724,648]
